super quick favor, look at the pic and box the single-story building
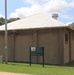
[0,13,74,65]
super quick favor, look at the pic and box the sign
[31,47,36,51]
[30,47,44,67]
[31,47,44,56]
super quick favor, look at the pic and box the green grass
[0,62,74,75]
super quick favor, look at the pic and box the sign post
[30,47,44,67]
[5,0,8,64]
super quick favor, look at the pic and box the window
[65,34,68,43]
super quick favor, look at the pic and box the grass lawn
[0,62,74,75]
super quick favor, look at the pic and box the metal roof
[0,13,69,31]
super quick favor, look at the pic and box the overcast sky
[0,0,74,24]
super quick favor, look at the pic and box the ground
[0,72,30,75]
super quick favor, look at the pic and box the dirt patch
[0,72,31,75]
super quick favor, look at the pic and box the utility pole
[5,0,8,64]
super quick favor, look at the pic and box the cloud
[43,0,68,13]
[0,14,4,18]
[9,4,42,18]
[26,0,40,4]
[60,14,73,20]
[9,0,74,19]
[25,0,49,4]
[66,22,73,25]
[69,1,74,7]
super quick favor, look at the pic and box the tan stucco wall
[0,28,66,65]
[8,34,15,61]
[37,29,59,64]
[37,29,64,64]
[0,33,16,61]
[71,31,74,61]
[0,34,5,60]
[58,29,64,65]
[63,29,70,64]
[14,32,33,62]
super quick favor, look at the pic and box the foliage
[69,22,74,28]
[0,62,74,75]
[71,22,74,28]
[7,18,20,23]
[0,17,5,25]
[0,17,20,26]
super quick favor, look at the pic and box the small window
[65,34,68,43]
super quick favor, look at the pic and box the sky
[0,0,74,24]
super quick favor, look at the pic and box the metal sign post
[30,47,44,67]
[5,0,8,64]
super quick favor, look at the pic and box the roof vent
[52,13,58,20]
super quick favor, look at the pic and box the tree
[0,17,5,25]
[7,18,20,23]
[69,22,74,28]
[0,17,20,26]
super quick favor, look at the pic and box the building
[0,13,74,65]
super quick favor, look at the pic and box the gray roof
[0,13,70,31]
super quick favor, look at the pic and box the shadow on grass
[6,62,30,67]
[64,61,74,67]
[5,61,74,68]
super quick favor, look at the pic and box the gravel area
[0,72,31,75]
